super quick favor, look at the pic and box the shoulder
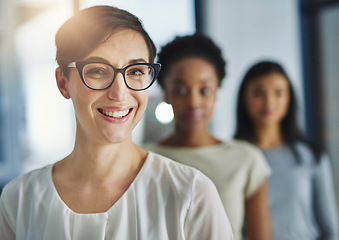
[224,139,267,165]
[227,139,261,152]
[223,140,271,197]
[293,142,318,165]
[4,164,52,188]
[294,141,313,154]
[1,164,53,205]
[0,164,53,226]
[142,152,222,214]
[145,152,218,197]
[146,151,209,181]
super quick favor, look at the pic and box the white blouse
[145,140,271,240]
[0,152,233,240]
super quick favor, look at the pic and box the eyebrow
[128,58,147,64]
[83,56,109,63]
[82,57,148,65]
[172,78,214,85]
[172,79,186,85]
[200,78,214,84]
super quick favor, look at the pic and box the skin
[54,29,150,213]
[245,181,272,240]
[161,57,221,147]
[244,72,290,149]
[162,57,272,239]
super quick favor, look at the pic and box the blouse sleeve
[0,185,16,240]
[313,155,339,240]
[184,171,234,240]
[244,146,271,198]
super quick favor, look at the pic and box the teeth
[101,109,129,118]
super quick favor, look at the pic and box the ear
[55,68,71,99]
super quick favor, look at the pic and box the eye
[126,65,148,78]
[84,64,111,80]
[201,87,212,96]
[128,69,143,76]
[253,88,264,97]
[87,67,107,75]
[275,89,285,97]
[173,87,188,96]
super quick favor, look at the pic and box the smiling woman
[0,5,233,240]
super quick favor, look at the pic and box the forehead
[249,72,289,88]
[83,29,149,65]
[167,57,219,85]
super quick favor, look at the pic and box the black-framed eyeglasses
[68,61,161,91]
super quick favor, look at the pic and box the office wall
[0,0,27,187]
[319,4,339,208]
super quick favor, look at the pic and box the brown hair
[55,5,156,76]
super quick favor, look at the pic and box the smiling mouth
[98,108,131,118]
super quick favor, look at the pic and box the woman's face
[244,72,290,127]
[57,29,150,145]
[164,57,219,133]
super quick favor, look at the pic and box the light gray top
[262,142,339,240]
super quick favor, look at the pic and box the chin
[260,118,280,125]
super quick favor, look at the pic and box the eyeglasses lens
[83,63,114,90]
[82,63,155,90]
[125,64,154,90]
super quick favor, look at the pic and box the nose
[187,90,200,109]
[106,72,128,101]
[264,92,274,108]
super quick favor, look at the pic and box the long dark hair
[234,60,321,163]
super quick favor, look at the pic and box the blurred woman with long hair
[234,60,339,239]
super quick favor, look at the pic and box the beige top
[145,140,271,240]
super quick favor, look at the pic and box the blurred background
[0,0,338,212]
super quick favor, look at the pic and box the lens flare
[155,102,174,124]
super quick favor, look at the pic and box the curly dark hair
[156,32,226,89]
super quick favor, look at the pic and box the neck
[59,133,146,183]
[253,123,284,150]
[161,126,221,147]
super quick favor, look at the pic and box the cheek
[135,92,148,112]
[170,100,185,116]
[205,96,216,111]
[69,85,92,112]
[166,93,184,111]
[278,97,290,115]
[245,96,261,115]
[68,74,91,104]
[71,93,98,123]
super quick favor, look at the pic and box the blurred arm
[245,180,272,240]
